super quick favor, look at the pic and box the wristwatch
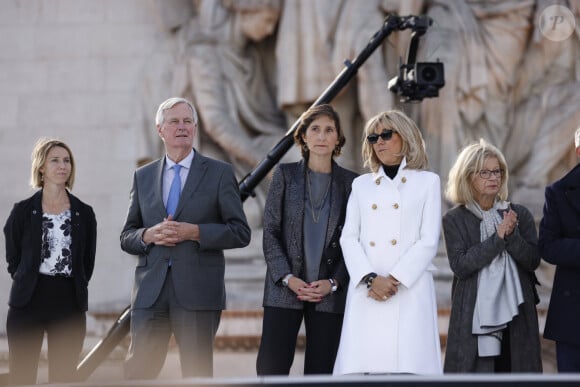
[363,272,378,288]
[282,273,293,287]
[328,278,338,293]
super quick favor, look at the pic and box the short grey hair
[155,97,198,126]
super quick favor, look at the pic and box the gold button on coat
[393,203,399,209]
[370,241,375,247]
[372,204,377,210]
[375,179,381,185]
[391,239,397,245]
[401,177,407,183]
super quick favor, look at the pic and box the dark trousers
[6,274,86,385]
[256,305,343,375]
[556,341,580,372]
[124,268,221,379]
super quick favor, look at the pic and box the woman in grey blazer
[256,104,357,375]
[442,139,542,373]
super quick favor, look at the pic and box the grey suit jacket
[262,160,357,313]
[120,150,250,310]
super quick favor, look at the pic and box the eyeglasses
[367,129,395,144]
[477,169,504,179]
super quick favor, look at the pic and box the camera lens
[421,66,437,82]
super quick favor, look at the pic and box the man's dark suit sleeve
[197,163,250,250]
[120,171,148,256]
[540,185,580,269]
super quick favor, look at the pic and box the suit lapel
[564,164,580,215]
[325,164,342,246]
[174,151,207,218]
[154,159,168,218]
[289,161,306,250]
[31,191,44,268]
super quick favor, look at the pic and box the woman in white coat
[333,110,442,375]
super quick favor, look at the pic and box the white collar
[165,149,194,171]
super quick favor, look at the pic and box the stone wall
[0,0,164,333]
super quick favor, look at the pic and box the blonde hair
[445,139,509,205]
[30,138,75,190]
[575,126,580,148]
[362,110,428,173]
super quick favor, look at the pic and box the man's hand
[142,215,200,246]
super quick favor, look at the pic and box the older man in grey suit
[120,97,251,379]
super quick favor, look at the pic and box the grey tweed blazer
[262,159,357,313]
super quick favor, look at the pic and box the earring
[333,145,341,156]
[302,144,309,153]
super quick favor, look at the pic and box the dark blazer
[442,203,542,372]
[3,190,97,311]
[262,160,357,313]
[539,163,580,346]
[120,150,250,310]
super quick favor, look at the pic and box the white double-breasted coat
[334,160,442,375]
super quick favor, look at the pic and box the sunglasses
[367,129,395,144]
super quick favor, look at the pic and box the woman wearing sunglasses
[442,139,542,373]
[333,110,442,375]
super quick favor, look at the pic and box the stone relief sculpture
[139,0,578,309]
[419,0,580,216]
[274,0,408,172]
[418,0,580,305]
[187,0,289,227]
[141,0,289,228]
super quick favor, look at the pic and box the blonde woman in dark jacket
[4,138,97,384]
[442,139,541,373]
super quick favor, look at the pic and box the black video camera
[388,61,445,102]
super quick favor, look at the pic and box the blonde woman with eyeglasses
[442,139,542,373]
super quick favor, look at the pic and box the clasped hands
[368,275,400,302]
[287,276,334,303]
[142,215,200,246]
[496,208,518,240]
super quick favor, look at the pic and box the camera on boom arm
[388,60,445,102]
[386,14,445,102]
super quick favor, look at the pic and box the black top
[382,164,401,179]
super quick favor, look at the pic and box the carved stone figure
[420,0,580,217]
[274,0,398,172]
[141,0,289,228]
